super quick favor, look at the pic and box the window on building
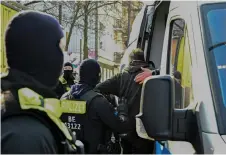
[103,68,106,81]
[168,19,194,108]
[100,67,103,82]
[114,19,122,28]
[99,22,105,31]
[109,69,112,78]
[100,42,102,49]
[106,69,109,80]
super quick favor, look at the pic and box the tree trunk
[80,39,82,62]
[83,10,89,59]
[127,1,131,46]
[65,18,75,51]
[65,5,80,51]
[59,4,62,24]
[95,1,98,60]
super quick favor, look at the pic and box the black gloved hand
[106,133,121,154]
[152,69,160,75]
[106,140,121,154]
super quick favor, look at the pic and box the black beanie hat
[79,59,101,87]
[5,11,64,88]
[64,62,73,68]
[63,62,73,80]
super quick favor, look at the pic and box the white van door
[159,1,199,153]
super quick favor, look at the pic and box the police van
[121,0,226,154]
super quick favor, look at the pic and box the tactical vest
[59,76,71,91]
[61,90,122,154]
[1,88,80,154]
[60,90,102,152]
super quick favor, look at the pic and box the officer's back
[1,11,77,154]
[61,59,133,153]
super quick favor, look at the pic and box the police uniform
[59,75,72,92]
[55,75,75,99]
[61,90,112,153]
[1,10,80,153]
[59,59,133,154]
[1,86,78,153]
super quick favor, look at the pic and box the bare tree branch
[31,0,143,57]
[42,5,56,12]
[24,1,43,6]
[65,1,83,51]
[87,1,119,15]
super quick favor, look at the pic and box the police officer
[95,48,155,154]
[55,62,75,98]
[1,11,78,154]
[61,59,133,154]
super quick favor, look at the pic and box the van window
[168,19,194,108]
[169,19,185,73]
[201,2,226,133]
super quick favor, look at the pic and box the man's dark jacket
[95,61,154,153]
[96,61,152,120]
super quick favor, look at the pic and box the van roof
[155,1,224,11]
[168,1,198,11]
[197,0,225,7]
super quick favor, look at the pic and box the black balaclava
[63,62,73,80]
[79,59,101,87]
[5,11,64,88]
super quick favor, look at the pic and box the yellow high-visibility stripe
[18,88,87,141]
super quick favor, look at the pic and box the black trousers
[121,136,154,154]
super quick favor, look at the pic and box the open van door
[139,1,170,70]
[120,2,156,72]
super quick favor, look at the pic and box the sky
[142,1,155,5]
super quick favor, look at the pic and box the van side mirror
[138,75,174,140]
[137,75,197,142]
